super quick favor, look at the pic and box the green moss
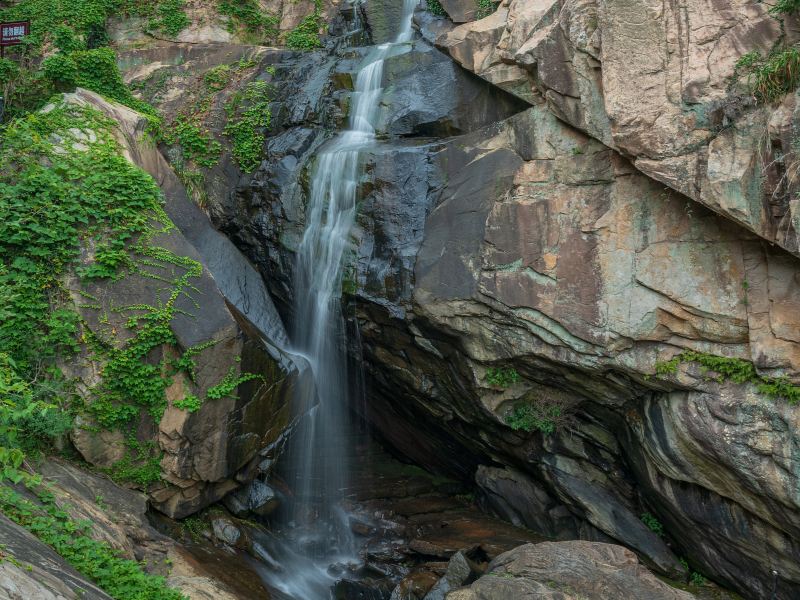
[655,350,800,404]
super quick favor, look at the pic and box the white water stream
[262,2,419,597]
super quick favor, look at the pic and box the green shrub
[0,103,194,599]
[486,366,520,388]
[286,0,324,50]
[218,0,279,41]
[769,0,800,15]
[164,116,222,167]
[224,80,273,172]
[654,350,800,404]
[0,486,186,600]
[505,403,561,435]
[640,512,664,537]
[204,64,232,91]
[735,47,800,103]
[476,0,497,19]
[427,0,447,17]
[153,0,190,37]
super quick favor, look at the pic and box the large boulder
[58,90,294,519]
[446,542,695,599]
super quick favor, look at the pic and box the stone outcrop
[57,90,293,519]
[109,1,800,597]
[110,0,343,48]
[429,0,800,260]
[446,542,695,599]
[215,3,800,595]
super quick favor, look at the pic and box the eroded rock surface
[430,0,800,260]
[110,1,800,597]
[447,542,695,599]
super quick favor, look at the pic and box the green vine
[654,351,800,404]
[285,0,324,50]
[218,0,278,42]
[0,483,186,600]
[224,80,273,172]
[164,116,222,168]
[0,0,159,119]
[0,101,214,598]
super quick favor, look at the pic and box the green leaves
[0,485,187,600]
[485,366,520,388]
[505,403,561,435]
[285,0,324,50]
[164,116,222,167]
[654,350,800,404]
[224,80,273,172]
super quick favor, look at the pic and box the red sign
[0,21,30,47]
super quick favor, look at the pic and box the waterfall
[264,2,419,597]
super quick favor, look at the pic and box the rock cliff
[191,1,800,597]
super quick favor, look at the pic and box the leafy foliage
[285,0,324,50]
[505,403,562,435]
[0,0,159,119]
[0,102,208,598]
[164,116,222,167]
[0,484,186,600]
[735,47,800,103]
[224,80,273,172]
[204,64,232,91]
[485,366,520,388]
[640,512,664,537]
[476,0,497,19]
[151,0,190,38]
[655,350,800,404]
[769,0,800,16]
[426,0,447,17]
[680,558,708,587]
[218,0,278,42]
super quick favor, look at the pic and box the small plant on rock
[505,403,562,435]
[640,512,664,537]
[486,366,521,388]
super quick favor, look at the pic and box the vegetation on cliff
[0,101,192,599]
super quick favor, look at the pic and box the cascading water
[262,2,419,598]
